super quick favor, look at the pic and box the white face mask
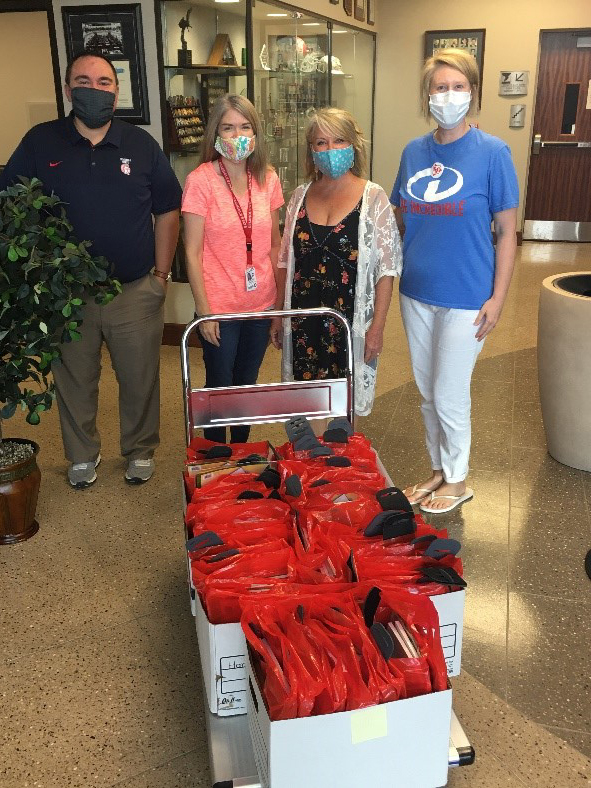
[429,91,471,130]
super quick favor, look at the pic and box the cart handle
[180,308,354,446]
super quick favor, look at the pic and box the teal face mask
[312,145,355,179]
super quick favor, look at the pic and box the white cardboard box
[193,588,464,718]
[195,592,248,716]
[247,652,452,788]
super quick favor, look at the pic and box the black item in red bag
[359,585,449,696]
[187,436,271,463]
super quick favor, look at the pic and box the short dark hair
[65,53,119,86]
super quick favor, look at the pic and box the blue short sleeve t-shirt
[390,127,519,310]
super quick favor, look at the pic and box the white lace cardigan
[278,180,402,416]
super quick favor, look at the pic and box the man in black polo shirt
[0,53,182,488]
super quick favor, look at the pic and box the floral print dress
[291,198,361,380]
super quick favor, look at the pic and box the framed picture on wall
[424,29,486,107]
[354,0,365,22]
[62,3,150,124]
[343,0,353,15]
[367,0,375,25]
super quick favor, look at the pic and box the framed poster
[62,4,150,124]
[343,0,353,16]
[354,0,365,22]
[424,29,486,107]
[367,0,375,25]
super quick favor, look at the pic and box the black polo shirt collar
[64,111,122,148]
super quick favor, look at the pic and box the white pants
[400,294,484,483]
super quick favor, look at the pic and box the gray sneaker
[125,458,155,485]
[68,454,101,489]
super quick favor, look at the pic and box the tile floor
[1,242,590,787]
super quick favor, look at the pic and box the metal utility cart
[181,309,476,788]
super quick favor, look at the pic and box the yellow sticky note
[350,705,388,745]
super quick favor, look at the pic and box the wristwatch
[153,269,172,282]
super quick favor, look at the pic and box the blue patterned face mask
[312,145,355,179]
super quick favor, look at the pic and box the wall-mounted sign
[499,71,529,95]
[509,104,526,128]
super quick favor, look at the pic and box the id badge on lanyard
[218,159,257,292]
[245,265,257,291]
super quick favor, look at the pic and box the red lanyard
[218,158,253,268]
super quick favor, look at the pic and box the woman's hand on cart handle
[199,320,221,347]
[270,316,283,349]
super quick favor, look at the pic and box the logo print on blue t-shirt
[406,162,463,203]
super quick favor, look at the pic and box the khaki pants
[53,274,165,464]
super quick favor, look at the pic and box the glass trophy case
[251,2,330,206]
[157,0,249,280]
[157,0,375,280]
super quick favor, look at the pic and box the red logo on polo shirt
[120,157,131,175]
[49,161,62,167]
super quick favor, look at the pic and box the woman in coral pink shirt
[182,95,284,443]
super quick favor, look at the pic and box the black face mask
[71,87,116,129]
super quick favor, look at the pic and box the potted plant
[0,177,121,544]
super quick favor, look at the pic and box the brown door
[524,30,591,241]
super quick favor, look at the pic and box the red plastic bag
[186,497,292,531]
[277,433,376,463]
[203,580,355,625]
[356,584,449,696]
[277,459,385,504]
[189,471,277,504]
[241,593,405,719]
[354,552,464,596]
[190,542,295,589]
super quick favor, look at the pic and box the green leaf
[7,246,18,262]
[0,402,17,419]
[69,329,82,342]
[26,410,40,425]
[32,199,43,209]
[71,297,83,306]
[39,321,48,334]
[62,302,72,318]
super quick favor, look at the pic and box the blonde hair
[304,107,367,180]
[421,48,480,120]
[200,94,269,185]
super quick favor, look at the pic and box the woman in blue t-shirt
[391,48,519,514]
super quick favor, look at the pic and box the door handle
[541,141,591,147]
[533,136,591,151]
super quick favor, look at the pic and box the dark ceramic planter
[0,438,41,545]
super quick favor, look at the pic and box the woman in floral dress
[275,108,402,416]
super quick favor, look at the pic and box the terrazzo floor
[1,241,590,787]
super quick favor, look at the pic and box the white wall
[373,0,591,226]
[0,12,57,163]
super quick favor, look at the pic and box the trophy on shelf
[178,8,193,67]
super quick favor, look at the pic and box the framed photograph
[343,0,353,15]
[424,29,486,107]
[329,0,340,4]
[367,0,375,25]
[62,4,150,125]
[354,0,365,22]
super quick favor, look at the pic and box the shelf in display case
[169,144,202,155]
[164,65,247,76]
[254,68,332,77]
